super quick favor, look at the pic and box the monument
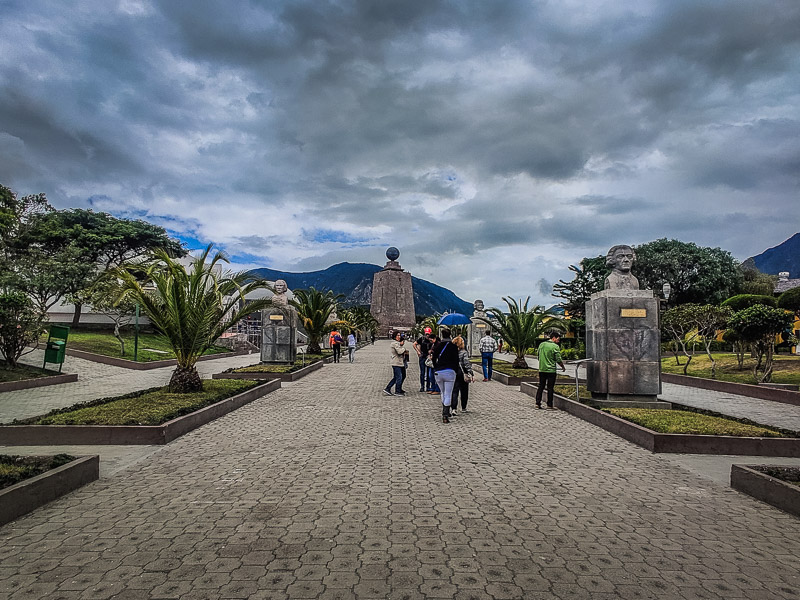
[370,247,415,335]
[585,245,668,408]
[260,280,297,364]
[469,299,490,357]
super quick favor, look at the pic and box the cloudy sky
[2,0,799,308]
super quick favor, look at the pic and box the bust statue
[473,299,486,317]
[272,279,289,306]
[604,245,640,290]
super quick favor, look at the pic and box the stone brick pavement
[0,348,263,423]
[1,342,799,599]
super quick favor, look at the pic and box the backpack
[334,334,343,343]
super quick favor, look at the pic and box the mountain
[250,262,474,316]
[744,233,800,278]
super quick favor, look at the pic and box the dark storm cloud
[1,0,799,305]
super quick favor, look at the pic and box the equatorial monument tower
[370,247,416,335]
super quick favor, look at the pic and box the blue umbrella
[437,312,472,326]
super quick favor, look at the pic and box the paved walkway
[1,342,799,599]
[496,352,800,432]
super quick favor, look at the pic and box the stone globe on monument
[370,247,416,336]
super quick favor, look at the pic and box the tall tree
[27,209,184,327]
[552,256,607,319]
[477,297,565,369]
[114,245,274,392]
[633,238,741,305]
[289,288,341,354]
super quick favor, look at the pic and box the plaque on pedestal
[261,307,297,364]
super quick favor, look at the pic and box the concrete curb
[731,464,800,517]
[0,455,99,525]
[64,348,253,370]
[520,382,800,457]
[662,373,800,407]
[0,372,78,393]
[0,380,281,445]
[488,370,538,386]
[212,360,323,382]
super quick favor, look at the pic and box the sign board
[620,308,647,318]
[269,314,284,321]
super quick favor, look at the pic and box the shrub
[0,291,45,368]
[721,294,777,311]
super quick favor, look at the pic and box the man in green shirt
[536,330,566,409]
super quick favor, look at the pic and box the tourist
[329,329,343,363]
[479,331,498,381]
[535,330,566,409]
[347,332,357,363]
[425,331,441,395]
[383,331,406,396]
[400,334,410,387]
[413,327,433,392]
[451,336,474,413]
[498,338,504,353]
[431,327,460,423]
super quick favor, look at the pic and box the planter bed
[470,359,538,386]
[662,373,800,407]
[0,372,78,393]
[731,465,800,517]
[520,382,800,457]
[64,347,251,370]
[213,359,323,382]
[0,380,280,446]
[1,455,99,525]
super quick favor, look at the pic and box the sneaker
[546,405,555,410]
[482,378,489,382]
[535,404,542,409]
[419,388,425,392]
[383,390,394,396]
[442,416,450,424]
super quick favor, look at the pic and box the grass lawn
[0,454,75,490]
[661,353,800,386]
[604,408,789,438]
[554,383,593,400]
[59,329,231,362]
[470,358,538,378]
[0,362,61,383]
[230,354,328,374]
[13,380,259,426]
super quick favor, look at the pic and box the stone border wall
[662,373,800,407]
[0,455,99,526]
[0,373,78,393]
[0,380,280,446]
[520,382,800,457]
[65,348,253,370]
[730,464,800,517]
[212,360,323,382]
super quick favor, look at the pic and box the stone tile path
[1,342,799,599]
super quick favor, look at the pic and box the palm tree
[334,306,378,340]
[477,297,565,369]
[289,287,340,354]
[114,244,275,393]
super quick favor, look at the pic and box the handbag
[424,356,434,368]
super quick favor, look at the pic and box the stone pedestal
[370,258,415,334]
[469,317,489,358]
[261,308,296,365]
[585,289,667,407]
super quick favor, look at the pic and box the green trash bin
[43,325,70,372]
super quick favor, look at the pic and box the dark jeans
[536,371,557,407]
[386,365,405,394]
[451,370,469,410]
[332,344,341,362]
[418,356,428,390]
[481,352,494,380]
[428,366,440,392]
